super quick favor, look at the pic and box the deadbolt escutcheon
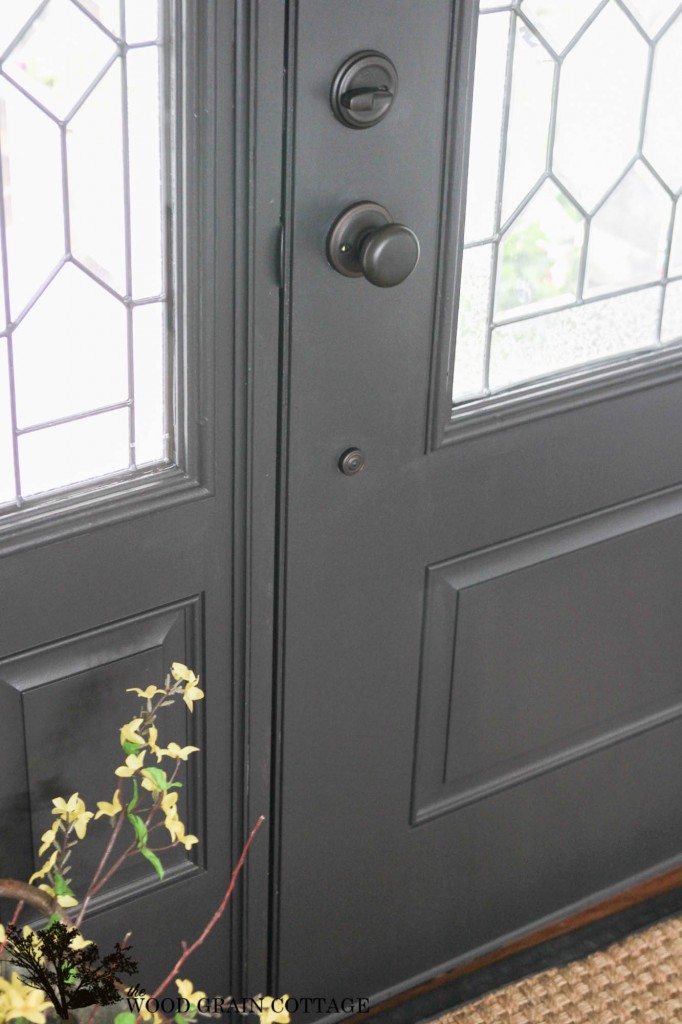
[338,448,366,476]
[330,51,398,129]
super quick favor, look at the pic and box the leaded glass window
[453,0,682,404]
[0,0,167,507]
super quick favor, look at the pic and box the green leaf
[140,846,164,880]
[53,872,76,899]
[122,739,143,756]
[127,812,148,849]
[127,778,139,814]
[141,766,170,791]
[46,912,61,928]
[115,1013,138,1024]
[175,1015,189,1024]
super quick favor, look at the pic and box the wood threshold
[349,863,682,1023]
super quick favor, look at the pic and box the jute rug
[430,913,682,1024]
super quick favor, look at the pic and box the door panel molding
[0,597,205,908]
[413,485,682,824]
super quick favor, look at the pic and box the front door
[272,0,682,1011]
[0,2,245,995]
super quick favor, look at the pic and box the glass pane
[553,3,648,212]
[643,11,682,193]
[125,0,159,43]
[127,46,163,298]
[501,22,554,224]
[133,303,166,464]
[80,0,121,37]
[521,0,599,54]
[0,79,63,318]
[0,2,168,508]
[0,342,16,505]
[661,280,682,344]
[453,245,492,402]
[0,0,41,55]
[496,182,583,318]
[670,200,682,276]
[585,162,671,296]
[12,264,128,428]
[3,0,116,120]
[621,0,681,37]
[19,408,129,497]
[489,288,660,392]
[68,60,126,293]
[463,12,510,245]
[453,1,682,406]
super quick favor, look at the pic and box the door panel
[0,2,247,996]
[274,0,682,1012]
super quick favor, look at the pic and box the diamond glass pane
[585,162,670,296]
[127,46,163,298]
[463,12,510,245]
[521,0,599,54]
[0,79,63,318]
[501,21,554,224]
[643,11,682,193]
[453,3,682,404]
[68,60,126,293]
[553,3,648,212]
[621,0,682,38]
[0,1,168,507]
[3,0,116,120]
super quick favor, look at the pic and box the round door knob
[360,223,420,288]
[327,201,420,288]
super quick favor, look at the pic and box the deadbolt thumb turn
[327,201,420,288]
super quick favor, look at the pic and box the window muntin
[453,0,682,406]
[0,0,167,508]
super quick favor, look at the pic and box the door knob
[327,201,420,288]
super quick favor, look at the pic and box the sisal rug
[429,913,682,1024]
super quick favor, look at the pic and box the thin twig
[149,817,265,1001]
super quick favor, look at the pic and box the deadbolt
[327,201,420,288]
[338,448,365,476]
[330,51,398,128]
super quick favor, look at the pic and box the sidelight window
[453,0,682,404]
[0,0,167,508]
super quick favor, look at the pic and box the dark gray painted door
[0,3,243,996]
[273,0,682,1013]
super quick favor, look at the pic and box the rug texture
[430,913,682,1024]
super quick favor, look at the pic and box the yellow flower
[37,884,78,909]
[95,789,123,819]
[120,718,146,747]
[28,848,58,884]
[69,932,93,950]
[170,662,196,684]
[157,742,200,761]
[176,979,207,1005]
[38,826,58,856]
[126,685,165,699]
[257,996,291,1024]
[51,794,93,839]
[115,751,146,777]
[148,724,160,755]
[0,971,52,1024]
[160,790,179,817]
[182,680,204,712]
